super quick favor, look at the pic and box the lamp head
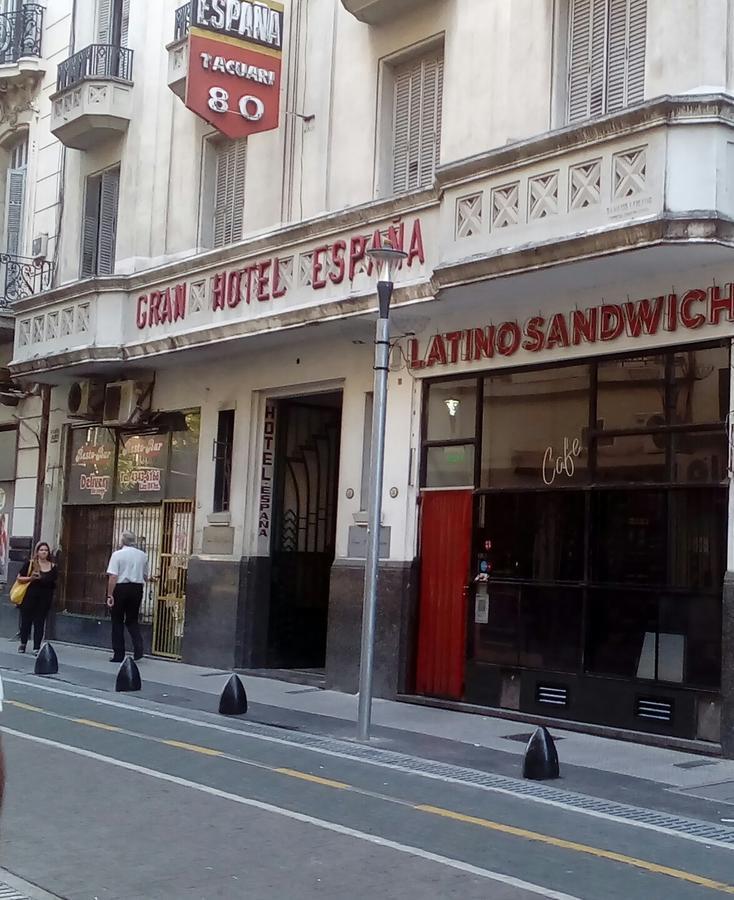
[367,245,408,284]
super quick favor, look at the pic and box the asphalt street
[0,668,733,899]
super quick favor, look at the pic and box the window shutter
[4,166,25,257]
[392,65,412,194]
[97,167,120,275]
[567,0,592,122]
[120,0,130,47]
[81,175,101,278]
[606,0,629,112]
[392,50,444,194]
[213,139,246,249]
[626,0,647,104]
[97,0,112,42]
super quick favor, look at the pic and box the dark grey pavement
[0,660,734,898]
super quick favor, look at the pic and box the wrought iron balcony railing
[56,43,134,93]
[0,3,43,66]
[174,2,191,42]
[0,254,53,309]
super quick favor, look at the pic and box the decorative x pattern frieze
[60,307,74,337]
[491,182,520,229]
[613,147,647,200]
[456,193,483,238]
[569,159,601,210]
[76,303,90,334]
[299,252,313,287]
[189,280,206,313]
[528,171,559,220]
[278,256,294,291]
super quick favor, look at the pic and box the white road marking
[4,675,733,853]
[1,725,580,900]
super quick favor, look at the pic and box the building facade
[4,0,734,753]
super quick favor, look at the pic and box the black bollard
[522,726,560,781]
[219,674,248,716]
[115,657,142,692]
[34,643,58,676]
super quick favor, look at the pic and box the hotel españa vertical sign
[185,0,284,140]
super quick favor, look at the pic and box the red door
[415,490,473,699]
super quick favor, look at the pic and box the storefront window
[425,444,474,488]
[481,366,590,488]
[596,355,666,430]
[116,433,169,502]
[425,379,477,441]
[168,411,201,499]
[425,341,728,690]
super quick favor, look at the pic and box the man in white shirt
[106,531,149,663]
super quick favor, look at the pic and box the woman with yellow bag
[15,542,57,654]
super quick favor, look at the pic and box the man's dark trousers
[111,582,144,660]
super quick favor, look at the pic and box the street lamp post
[357,245,408,742]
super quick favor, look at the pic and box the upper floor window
[97,0,130,47]
[200,137,247,249]
[4,135,27,258]
[567,0,646,123]
[391,49,444,194]
[81,165,120,277]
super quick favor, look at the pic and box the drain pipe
[32,383,50,545]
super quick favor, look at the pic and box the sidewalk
[2,639,733,793]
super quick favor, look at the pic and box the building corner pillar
[721,572,734,758]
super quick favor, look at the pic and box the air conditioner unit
[102,380,152,426]
[31,233,48,261]
[67,379,106,419]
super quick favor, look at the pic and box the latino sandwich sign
[185,0,284,139]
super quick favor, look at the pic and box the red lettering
[522,316,545,352]
[408,338,425,369]
[622,296,663,337]
[709,283,734,325]
[173,283,186,321]
[387,222,405,253]
[497,322,521,356]
[425,334,447,367]
[600,304,624,341]
[149,290,161,326]
[136,295,148,329]
[545,313,570,349]
[212,272,226,310]
[349,236,367,280]
[473,327,495,361]
[408,219,425,266]
[445,331,462,363]
[160,287,173,324]
[272,258,287,299]
[312,246,329,290]
[665,293,678,332]
[257,261,272,302]
[461,329,473,361]
[571,308,597,345]
[226,271,242,308]
[329,240,346,285]
[681,289,706,329]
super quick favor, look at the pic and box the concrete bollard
[115,657,142,692]
[219,674,248,716]
[522,726,560,780]
[34,643,58,676]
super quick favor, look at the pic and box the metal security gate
[152,499,194,658]
[112,505,161,623]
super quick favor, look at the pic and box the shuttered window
[212,138,247,249]
[392,50,444,194]
[567,0,646,123]
[81,166,120,277]
[97,0,129,46]
[4,137,27,257]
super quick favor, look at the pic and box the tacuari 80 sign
[185,0,284,140]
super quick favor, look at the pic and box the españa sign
[185,0,284,139]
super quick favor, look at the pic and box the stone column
[722,574,734,757]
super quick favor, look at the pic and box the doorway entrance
[267,392,342,669]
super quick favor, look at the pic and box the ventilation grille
[536,684,569,708]
[636,697,674,723]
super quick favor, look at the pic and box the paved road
[0,671,733,899]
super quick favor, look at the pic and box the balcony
[0,253,53,342]
[340,0,429,25]
[167,3,190,100]
[0,3,43,76]
[50,44,134,150]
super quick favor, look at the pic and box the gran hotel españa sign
[185,0,284,139]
